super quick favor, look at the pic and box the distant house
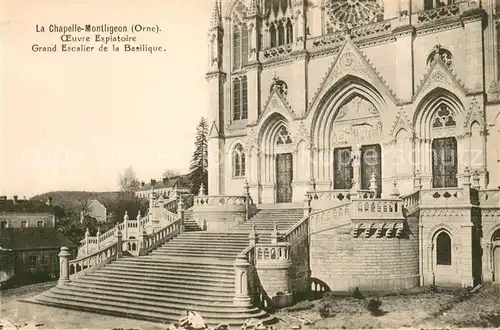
[135,175,191,199]
[85,199,107,223]
[0,196,77,288]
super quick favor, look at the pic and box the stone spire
[210,0,222,30]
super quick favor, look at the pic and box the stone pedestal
[233,254,252,306]
[58,246,71,286]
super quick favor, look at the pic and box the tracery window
[232,76,248,121]
[425,0,455,10]
[276,127,292,145]
[268,18,293,47]
[232,23,249,70]
[325,0,383,33]
[233,144,246,177]
[427,46,453,69]
[436,231,452,265]
[432,105,456,128]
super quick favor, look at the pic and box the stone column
[116,230,123,260]
[244,180,250,222]
[303,192,311,216]
[460,222,475,288]
[350,146,361,197]
[233,253,252,306]
[248,223,257,246]
[483,243,493,282]
[123,211,129,240]
[270,222,278,244]
[58,246,71,286]
[84,228,90,255]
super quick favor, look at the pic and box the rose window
[325,0,384,33]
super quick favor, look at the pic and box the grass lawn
[2,283,500,329]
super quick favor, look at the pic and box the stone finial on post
[390,180,400,198]
[233,253,251,306]
[369,172,378,197]
[115,229,123,260]
[172,185,179,200]
[137,210,142,220]
[413,170,422,191]
[198,183,206,197]
[271,221,278,244]
[85,228,90,254]
[248,222,256,246]
[178,198,185,233]
[58,246,71,286]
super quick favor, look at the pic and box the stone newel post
[303,192,311,217]
[244,180,250,222]
[462,168,471,201]
[178,198,185,233]
[248,222,256,246]
[84,228,90,254]
[58,246,71,286]
[233,253,251,306]
[369,172,378,197]
[123,211,129,240]
[116,230,123,260]
[96,229,101,250]
[271,222,278,244]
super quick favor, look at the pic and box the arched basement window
[436,231,452,265]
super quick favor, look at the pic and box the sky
[1,0,214,197]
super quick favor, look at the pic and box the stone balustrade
[255,243,290,262]
[193,195,247,207]
[477,189,500,207]
[260,43,292,60]
[193,195,247,232]
[351,198,404,220]
[419,187,468,206]
[401,190,420,210]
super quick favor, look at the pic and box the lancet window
[268,18,293,47]
[232,76,248,121]
[232,23,249,70]
[233,144,246,177]
[436,231,452,265]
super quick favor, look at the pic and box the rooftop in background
[0,227,77,250]
[0,197,53,213]
[137,174,191,192]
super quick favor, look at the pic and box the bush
[352,287,364,300]
[318,301,334,319]
[365,298,384,316]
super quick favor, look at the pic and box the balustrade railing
[70,240,119,280]
[420,187,465,205]
[255,243,290,262]
[351,198,404,220]
[416,1,465,23]
[261,43,292,60]
[308,190,351,202]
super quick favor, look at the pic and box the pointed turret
[209,0,222,30]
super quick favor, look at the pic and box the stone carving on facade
[307,38,398,116]
[414,55,468,99]
[463,97,485,128]
[336,95,378,120]
[325,0,384,33]
[294,120,312,146]
[350,222,404,238]
[269,75,288,99]
[427,44,453,69]
[389,109,413,137]
[421,209,464,217]
[331,120,382,145]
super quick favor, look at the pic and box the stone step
[83,274,235,292]
[31,292,273,326]
[132,256,235,266]
[97,268,234,284]
[66,281,235,302]
[104,264,234,278]
[113,258,234,270]
[161,241,249,248]
[149,252,239,259]
[73,277,235,298]
[156,244,246,251]
[49,286,246,312]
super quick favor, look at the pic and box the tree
[189,117,209,195]
[118,166,140,195]
[162,169,180,180]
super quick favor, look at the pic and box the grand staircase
[29,231,274,326]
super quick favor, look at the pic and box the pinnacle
[210,0,222,29]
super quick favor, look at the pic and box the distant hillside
[30,191,123,208]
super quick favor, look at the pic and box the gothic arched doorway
[493,229,500,282]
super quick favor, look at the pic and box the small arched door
[276,153,293,203]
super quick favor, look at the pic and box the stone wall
[0,213,54,228]
[310,216,420,292]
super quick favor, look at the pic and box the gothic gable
[414,57,469,102]
[389,109,413,137]
[253,87,297,127]
[307,36,398,116]
[208,121,221,139]
[463,97,485,129]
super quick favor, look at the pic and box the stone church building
[205,0,500,289]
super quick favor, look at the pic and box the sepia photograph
[2,0,500,329]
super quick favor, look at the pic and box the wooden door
[276,153,293,203]
[432,137,458,188]
[334,147,353,189]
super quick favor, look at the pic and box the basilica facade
[203,0,500,289]
[206,0,500,204]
